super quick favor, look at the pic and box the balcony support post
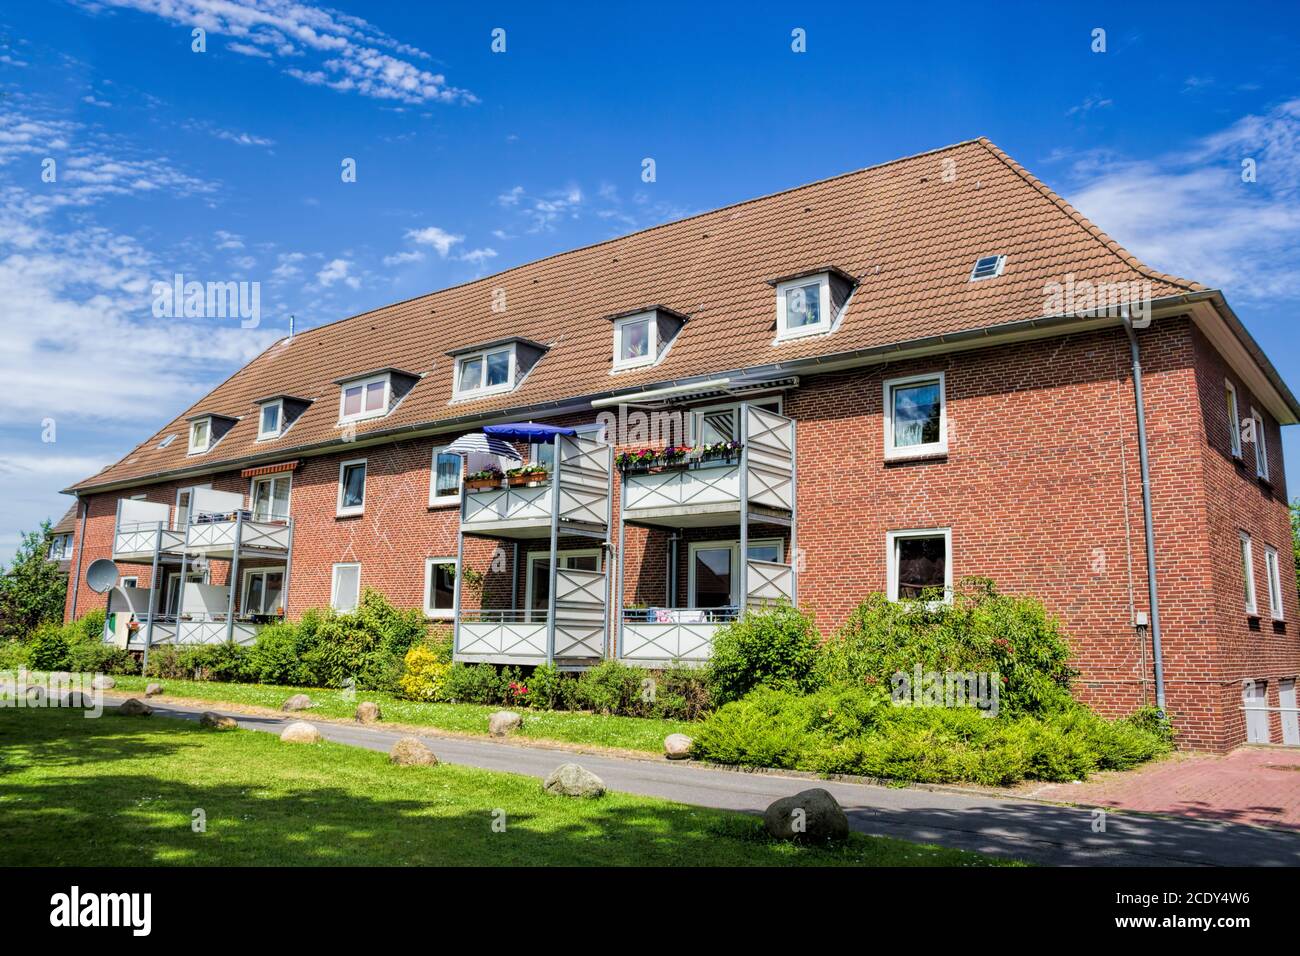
[545,439,563,665]
[280,519,295,621]
[603,441,614,659]
[789,418,798,605]
[615,462,627,661]
[738,403,750,618]
[452,526,465,658]
[141,522,162,673]
[225,511,243,644]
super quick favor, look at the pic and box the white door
[1280,679,1299,746]
[1243,681,1270,744]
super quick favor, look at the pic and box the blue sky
[1,0,1299,554]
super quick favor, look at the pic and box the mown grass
[0,707,1009,867]
[106,675,688,752]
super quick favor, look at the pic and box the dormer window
[456,345,514,397]
[340,374,389,422]
[614,313,655,370]
[258,400,283,440]
[772,268,853,343]
[188,418,211,454]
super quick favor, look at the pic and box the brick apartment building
[59,138,1298,751]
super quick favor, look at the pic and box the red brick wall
[63,320,1297,749]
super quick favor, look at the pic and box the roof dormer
[185,412,237,455]
[447,337,547,401]
[253,393,313,441]
[606,305,687,373]
[769,265,856,342]
[334,368,420,424]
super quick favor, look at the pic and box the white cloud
[458,247,497,267]
[316,257,359,288]
[405,226,463,257]
[215,230,244,250]
[382,249,424,266]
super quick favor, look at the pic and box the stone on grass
[116,698,153,717]
[488,710,522,737]
[763,788,849,843]
[543,763,605,799]
[90,675,116,690]
[280,721,322,744]
[144,683,164,697]
[199,711,237,730]
[664,733,693,759]
[281,693,313,712]
[389,736,438,766]
[355,701,382,724]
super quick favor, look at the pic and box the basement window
[969,255,1006,281]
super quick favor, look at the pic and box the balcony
[112,498,185,561]
[185,511,291,558]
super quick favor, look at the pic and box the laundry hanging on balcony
[482,423,577,444]
[443,431,524,461]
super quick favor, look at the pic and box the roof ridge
[975,138,1205,293]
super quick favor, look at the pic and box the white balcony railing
[112,522,186,561]
[185,512,291,555]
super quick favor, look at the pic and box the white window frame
[454,344,516,399]
[338,373,391,424]
[775,273,833,341]
[422,557,458,619]
[257,399,284,440]
[1265,546,1284,621]
[969,254,1006,281]
[48,534,72,561]
[883,372,948,460]
[685,538,783,608]
[173,483,209,530]
[1225,380,1242,459]
[249,473,292,522]
[612,312,659,371]
[1240,531,1258,615]
[886,528,953,604]
[241,566,286,616]
[336,458,367,517]
[187,417,211,454]
[525,548,605,621]
[119,576,138,590]
[1250,406,1269,481]
[330,562,361,612]
[689,397,783,445]
[428,445,463,507]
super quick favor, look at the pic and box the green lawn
[0,708,1007,867]
[108,674,689,753]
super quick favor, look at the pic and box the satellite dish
[86,558,121,594]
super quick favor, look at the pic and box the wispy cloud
[315,256,359,288]
[405,225,463,257]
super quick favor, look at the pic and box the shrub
[0,640,32,670]
[815,580,1077,717]
[647,665,712,720]
[706,603,822,705]
[67,640,134,676]
[444,663,506,704]
[397,645,452,701]
[244,621,314,686]
[28,623,71,671]
[303,590,427,691]
[577,660,649,716]
[690,688,808,768]
[524,664,580,710]
[144,645,185,680]
[176,644,250,682]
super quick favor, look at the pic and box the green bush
[524,664,580,710]
[28,623,71,671]
[304,590,426,691]
[646,665,711,720]
[397,645,452,701]
[444,663,506,704]
[0,639,32,670]
[706,603,822,705]
[815,579,1077,717]
[577,660,650,715]
[244,621,314,686]
[176,644,250,682]
[67,640,134,676]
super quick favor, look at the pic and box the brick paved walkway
[1030,747,1300,830]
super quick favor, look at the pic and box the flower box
[465,477,502,492]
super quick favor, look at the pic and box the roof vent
[969,254,1005,281]
[157,434,177,449]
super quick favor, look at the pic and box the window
[188,418,210,454]
[1250,407,1269,481]
[331,563,361,612]
[775,274,832,340]
[337,459,367,516]
[424,558,457,618]
[884,373,947,459]
[120,576,138,589]
[429,446,462,506]
[1240,532,1257,615]
[691,398,782,445]
[1265,546,1284,620]
[157,434,176,450]
[1225,380,1242,458]
[339,374,390,423]
[242,568,285,616]
[455,345,514,398]
[969,255,1006,281]
[47,534,72,561]
[887,529,952,603]
[250,474,291,522]
[174,484,209,529]
[686,539,783,609]
[258,400,283,440]
[526,549,603,621]
[612,313,657,371]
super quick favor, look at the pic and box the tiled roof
[50,505,78,535]
[69,137,1203,493]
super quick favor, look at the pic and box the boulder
[90,675,116,691]
[281,694,313,712]
[144,683,164,697]
[763,788,850,843]
[116,698,153,717]
[389,736,438,766]
[488,710,522,737]
[543,762,605,799]
[664,733,693,759]
[199,711,237,730]
[280,721,322,744]
[355,701,382,724]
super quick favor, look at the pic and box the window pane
[430,562,455,611]
[460,357,482,391]
[1254,416,1268,475]
[698,409,735,444]
[1240,538,1254,609]
[264,572,284,613]
[246,575,264,615]
[893,382,941,447]
[568,554,599,572]
[747,543,780,563]
[485,349,511,387]
[341,463,366,508]
[620,319,650,361]
[693,548,732,608]
[252,480,273,520]
[786,283,821,328]
[896,536,945,599]
[435,452,460,497]
[530,559,550,616]
[260,404,279,435]
[272,478,290,520]
[364,380,386,412]
[191,421,208,447]
[343,385,362,417]
[334,566,359,611]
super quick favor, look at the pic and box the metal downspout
[1122,314,1167,713]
